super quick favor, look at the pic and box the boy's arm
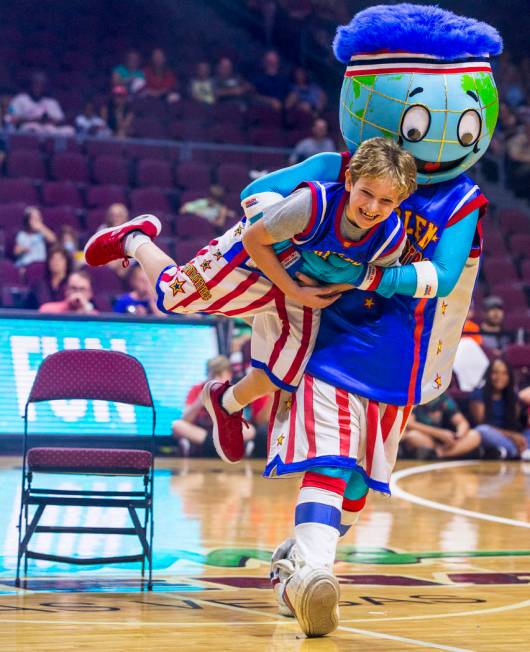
[242,221,348,309]
[241,152,344,200]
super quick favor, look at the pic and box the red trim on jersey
[267,293,290,371]
[407,299,428,405]
[203,271,260,314]
[446,194,488,227]
[380,405,399,442]
[294,182,319,241]
[366,266,383,291]
[338,151,350,182]
[267,390,281,454]
[168,249,248,310]
[302,471,347,496]
[342,495,367,513]
[345,66,492,77]
[285,393,297,464]
[336,388,352,456]
[221,285,278,317]
[283,306,314,385]
[365,400,379,477]
[304,375,317,458]
[377,229,405,262]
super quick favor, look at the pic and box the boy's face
[344,171,402,229]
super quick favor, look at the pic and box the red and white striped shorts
[155,225,320,391]
[265,374,412,494]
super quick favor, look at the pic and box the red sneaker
[84,214,162,267]
[201,381,245,463]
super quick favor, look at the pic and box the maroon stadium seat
[87,265,124,296]
[216,163,250,192]
[7,150,46,179]
[86,184,127,208]
[131,117,169,140]
[0,203,26,228]
[174,239,204,263]
[209,124,246,145]
[85,140,125,158]
[126,142,170,161]
[50,152,89,183]
[174,214,217,240]
[498,208,530,234]
[136,158,173,188]
[85,209,108,234]
[249,126,288,147]
[0,259,21,284]
[481,256,518,284]
[0,179,38,204]
[92,155,130,186]
[130,188,171,214]
[247,103,283,127]
[489,284,528,310]
[503,344,530,369]
[175,161,211,190]
[482,228,508,256]
[24,261,46,286]
[41,206,80,231]
[9,133,41,150]
[508,233,530,259]
[520,260,530,282]
[42,181,83,208]
[249,150,289,170]
[503,310,530,331]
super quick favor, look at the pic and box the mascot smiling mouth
[414,155,469,174]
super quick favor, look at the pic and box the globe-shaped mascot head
[334,4,503,185]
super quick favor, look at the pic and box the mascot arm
[241,152,344,199]
[371,209,480,299]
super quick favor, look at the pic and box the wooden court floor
[1,457,530,651]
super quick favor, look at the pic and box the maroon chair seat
[503,344,530,369]
[498,208,530,235]
[86,184,127,208]
[7,150,47,179]
[42,181,83,208]
[136,158,173,188]
[216,163,250,192]
[27,447,152,474]
[509,233,530,259]
[0,179,39,204]
[92,155,130,186]
[50,152,89,183]
[130,187,171,214]
[175,161,211,190]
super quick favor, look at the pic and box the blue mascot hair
[333,3,503,63]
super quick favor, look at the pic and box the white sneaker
[270,538,297,617]
[283,564,340,638]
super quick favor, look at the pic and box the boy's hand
[291,284,343,309]
[296,272,354,293]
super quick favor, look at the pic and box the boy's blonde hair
[348,137,417,201]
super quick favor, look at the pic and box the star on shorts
[434,373,442,389]
[276,434,285,446]
[169,277,186,296]
[364,297,375,309]
[213,250,223,261]
[200,259,212,272]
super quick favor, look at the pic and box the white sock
[221,386,245,414]
[295,487,342,570]
[124,232,151,258]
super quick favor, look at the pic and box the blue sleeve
[240,152,343,199]
[375,209,480,298]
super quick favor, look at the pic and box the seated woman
[402,392,481,460]
[469,359,528,459]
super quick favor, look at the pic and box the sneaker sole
[201,381,238,465]
[296,570,340,638]
[83,214,162,265]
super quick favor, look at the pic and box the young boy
[84,138,417,462]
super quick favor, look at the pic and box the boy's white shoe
[283,564,340,638]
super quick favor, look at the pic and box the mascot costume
[241,4,503,637]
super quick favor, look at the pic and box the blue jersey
[307,173,487,406]
[292,181,405,271]
[225,180,405,281]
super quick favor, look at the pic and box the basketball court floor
[1,457,529,651]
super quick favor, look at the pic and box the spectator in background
[470,359,528,459]
[480,296,511,355]
[285,66,326,115]
[39,270,98,315]
[143,48,180,103]
[103,85,133,138]
[289,118,336,164]
[58,225,84,268]
[462,304,482,345]
[98,203,130,278]
[506,119,530,198]
[171,355,255,456]
[180,184,236,229]
[29,246,72,307]
[251,50,290,111]
[75,100,111,137]
[401,393,481,460]
[113,264,164,315]
[189,62,215,105]
[112,50,145,94]
[14,206,57,268]
[7,72,74,136]
[214,57,250,110]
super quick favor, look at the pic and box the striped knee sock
[294,472,346,570]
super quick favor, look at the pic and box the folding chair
[16,349,156,589]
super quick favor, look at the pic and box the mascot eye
[401,105,431,142]
[458,109,481,146]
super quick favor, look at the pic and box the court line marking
[337,625,472,652]
[391,461,530,529]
